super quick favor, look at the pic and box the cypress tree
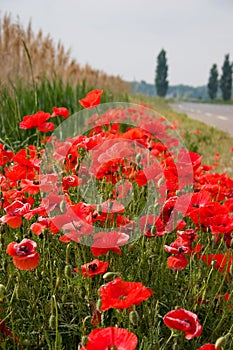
[207,64,218,100]
[220,54,232,101]
[155,49,169,97]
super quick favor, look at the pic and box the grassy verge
[185,99,233,105]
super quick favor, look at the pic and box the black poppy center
[88,263,98,272]
[19,245,29,253]
[178,246,185,254]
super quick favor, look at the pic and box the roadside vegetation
[0,13,232,350]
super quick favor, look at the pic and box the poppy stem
[52,294,62,349]
[161,330,176,350]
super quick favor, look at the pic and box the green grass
[187,99,233,105]
[0,78,128,151]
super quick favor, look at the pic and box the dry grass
[0,14,130,95]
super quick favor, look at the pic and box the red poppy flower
[198,344,221,350]
[4,147,41,181]
[82,327,138,350]
[94,158,126,184]
[79,89,103,108]
[0,143,14,166]
[167,254,189,271]
[199,253,232,275]
[163,308,202,340]
[189,202,227,227]
[164,237,190,255]
[0,214,22,228]
[6,238,40,270]
[135,163,163,187]
[51,107,70,118]
[177,229,197,245]
[99,276,154,311]
[91,231,129,256]
[30,222,45,235]
[62,175,82,191]
[5,200,31,216]
[37,122,55,133]
[74,259,109,278]
[139,215,167,237]
[20,111,51,129]
[20,179,40,194]
[0,200,31,228]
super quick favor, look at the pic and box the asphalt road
[170,102,233,136]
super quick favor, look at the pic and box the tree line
[155,49,233,101]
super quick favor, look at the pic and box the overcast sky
[1,0,233,86]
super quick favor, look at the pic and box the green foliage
[207,64,218,100]
[155,49,169,97]
[220,54,233,101]
[0,78,128,151]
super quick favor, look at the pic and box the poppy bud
[215,333,229,348]
[157,177,164,187]
[211,259,216,267]
[49,314,56,329]
[128,243,134,252]
[230,237,233,248]
[129,310,139,326]
[59,200,66,213]
[103,272,120,280]
[55,276,61,289]
[96,298,102,312]
[136,153,141,163]
[81,336,88,347]
[74,163,80,173]
[21,339,31,346]
[64,265,73,278]
[97,204,102,214]
[0,284,6,301]
[15,285,19,300]
[65,243,72,264]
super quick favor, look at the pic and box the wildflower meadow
[0,83,233,350]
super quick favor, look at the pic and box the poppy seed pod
[49,315,56,329]
[129,310,140,326]
[64,265,73,278]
